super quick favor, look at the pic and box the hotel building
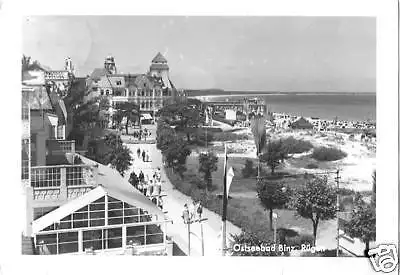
[21,66,172,255]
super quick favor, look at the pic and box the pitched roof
[89,68,107,80]
[32,154,167,234]
[29,86,53,110]
[150,63,169,70]
[290,117,314,129]
[152,52,168,63]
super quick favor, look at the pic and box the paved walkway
[122,138,241,256]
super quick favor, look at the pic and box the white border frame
[0,0,397,275]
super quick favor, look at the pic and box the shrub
[306,163,318,169]
[340,195,354,211]
[282,137,313,154]
[212,132,249,142]
[311,146,347,161]
[338,188,355,196]
[242,159,256,178]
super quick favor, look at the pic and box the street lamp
[272,212,278,243]
[182,206,208,256]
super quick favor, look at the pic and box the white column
[78,230,83,253]
[104,194,108,226]
[122,225,127,248]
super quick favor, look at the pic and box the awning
[141,113,152,120]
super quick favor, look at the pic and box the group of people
[182,201,203,224]
[129,168,163,209]
[132,128,151,141]
[136,148,151,162]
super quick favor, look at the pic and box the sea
[207,93,376,122]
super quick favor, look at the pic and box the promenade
[121,132,241,256]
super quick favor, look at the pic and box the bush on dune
[282,136,313,154]
[311,146,347,161]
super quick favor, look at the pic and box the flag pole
[222,143,228,256]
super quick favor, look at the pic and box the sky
[22,16,376,92]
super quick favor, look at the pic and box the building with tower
[86,52,177,125]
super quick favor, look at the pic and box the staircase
[21,235,36,255]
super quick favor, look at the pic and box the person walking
[182,204,190,224]
[137,148,141,158]
[147,180,154,198]
[189,201,196,221]
[158,197,164,210]
[142,181,148,197]
[139,170,144,183]
[146,150,151,162]
[196,201,203,221]
[142,150,146,162]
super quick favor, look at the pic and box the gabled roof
[32,154,166,234]
[29,86,53,110]
[152,52,167,63]
[89,68,107,80]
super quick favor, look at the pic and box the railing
[46,140,75,155]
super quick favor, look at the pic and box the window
[31,167,61,188]
[36,231,79,255]
[83,228,122,251]
[66,166,84,186]
[21,139,29,180]
[50,125,56,139]
[30,134,37,166]
[57,125,64,140]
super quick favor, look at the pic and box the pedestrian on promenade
[146,150,151,162]
[147,180,154,197]
[196,202,203,221]
[158,197,163,210]
[154,180,161,197]
[142,181,148,197]
[189,201,196,221]
[137,181,143,194]
[182,204,190,224]
[137,148,141,158]
[142,150,146,162]
[139,170,144,183]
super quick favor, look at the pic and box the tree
[343,171,376,255]
[260,139,288,175]
[295,176,337,246]
[90,133,132,177]
[250,116,267,179]
[156,121,176,152]
[114,101,140,134]
[343,195,376,254]
[164,137,191,179]
[257,180,291,230]
[242,159,255,178]
[157,100,205,142]
[198,151,218,191]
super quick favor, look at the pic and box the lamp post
[336,169,341,257]
[272,212,278,243]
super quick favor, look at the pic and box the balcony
[31,163,98,203]
[46,140,75,155]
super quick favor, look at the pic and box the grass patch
[165,155,332,242]
[305,163,318,169]
[312,146,347,161]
